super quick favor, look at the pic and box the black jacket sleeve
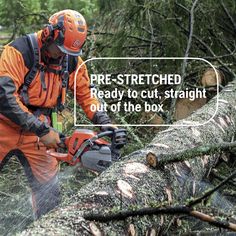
[0,76,49,137]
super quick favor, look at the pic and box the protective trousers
[0,118,60,219]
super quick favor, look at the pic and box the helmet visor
[57,44,83,56]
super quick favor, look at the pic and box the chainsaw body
[47,129,126,172]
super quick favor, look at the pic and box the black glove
[92,110,126,141]
[92,111,111,125]
[100,124,118,132]
[92,111,115,131]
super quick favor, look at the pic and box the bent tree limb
[83,205,236,231]
[22,82,236,235]
[146,141,236,168]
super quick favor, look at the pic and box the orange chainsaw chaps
[0,120,59,183]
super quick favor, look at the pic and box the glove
[100,124,118,132]
[39,128,61,149]
[91,111,116,132]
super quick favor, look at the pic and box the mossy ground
[0,158,97,236]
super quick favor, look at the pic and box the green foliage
[0,0,40,31]
[0,0,99,37]
[83,0,236,158]
[51,0,98,23]
[94,0,236,69]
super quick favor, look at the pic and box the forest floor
[0,158,97,236]
[0,128,146,236]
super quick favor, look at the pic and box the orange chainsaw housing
[47,129,109,165]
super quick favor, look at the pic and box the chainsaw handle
[97,130,113,139]
[97,129,126,138]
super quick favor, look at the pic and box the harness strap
[57,54,69,111]
[20,34,70,116]
[20,33,40,105]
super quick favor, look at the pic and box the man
[0,9,113,218]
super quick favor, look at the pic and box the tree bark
[21,81,236,235]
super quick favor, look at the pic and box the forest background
[0,0,236,235]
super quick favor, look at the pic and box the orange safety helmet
[42,9,87,56]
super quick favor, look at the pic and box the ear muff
[53,19,65,46]
[41,24,54,43]
[41,19,65,47]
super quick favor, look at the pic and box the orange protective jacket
[0,32,100,137]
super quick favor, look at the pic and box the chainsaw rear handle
[97,130,113,138]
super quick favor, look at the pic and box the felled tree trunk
[21,81,236,235]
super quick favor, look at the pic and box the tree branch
[174,19,236,78]
[7,13,48,44]
[220,0,236,34]
[93,30,159,44]
[188,169,236,207]
[84,205,236,231]
[168,0,199,123]
[146,141,236,169]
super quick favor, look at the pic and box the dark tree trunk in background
[21,82,236,235]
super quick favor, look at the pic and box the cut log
[174,97,207,120]
[21,81,236,235]
[201,68,224,90]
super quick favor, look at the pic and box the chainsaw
[47,128,126,172]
